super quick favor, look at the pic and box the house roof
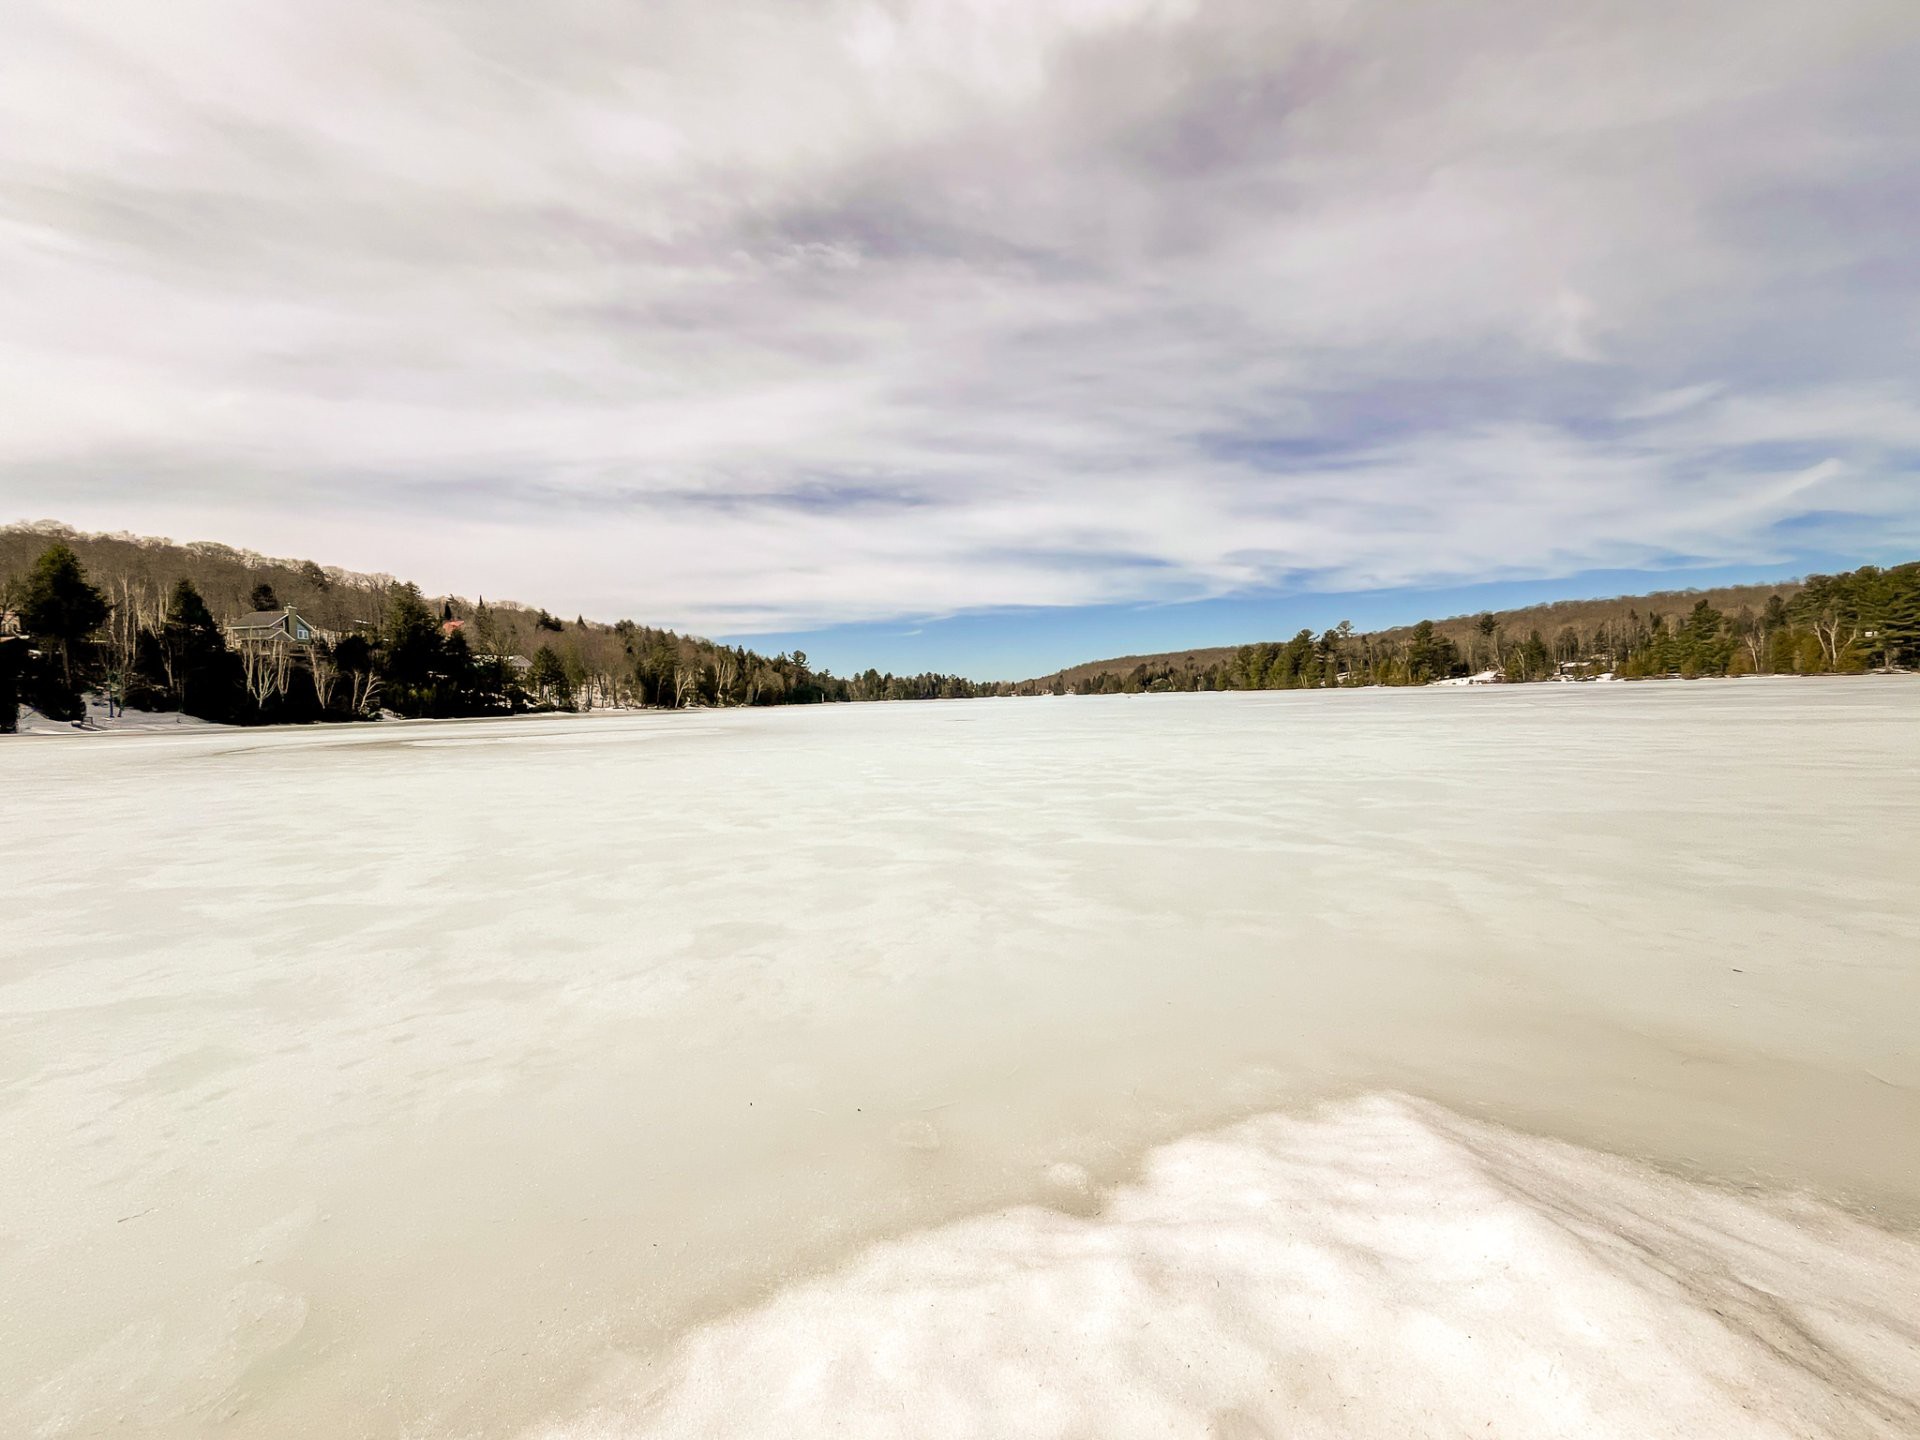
[228,607,327,636]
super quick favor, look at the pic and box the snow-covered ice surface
[2,680,1917,1438]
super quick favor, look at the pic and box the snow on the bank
[545,1095,1920,1440]
[12,698,223,735]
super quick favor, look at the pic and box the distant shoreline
[10,668,1912,740]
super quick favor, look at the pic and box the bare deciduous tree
[308,641,340,712]
[239,636,293,709]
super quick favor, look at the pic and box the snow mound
[541,1096,1920,1440]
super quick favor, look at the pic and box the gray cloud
[2,0,1917,630]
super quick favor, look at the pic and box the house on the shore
[224,604,332,648]
[220,605,341,709]
[474,652,533,675]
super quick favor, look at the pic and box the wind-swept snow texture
[2,680,1916,1438]
[546,1096,1920,1440]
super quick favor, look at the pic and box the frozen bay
[2,680,1917,1436]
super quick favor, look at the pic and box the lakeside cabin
[224,604,328,647]
[437,619,534,675]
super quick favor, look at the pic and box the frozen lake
[3,680,1917,1437]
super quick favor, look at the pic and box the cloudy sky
[3,0,1917,673]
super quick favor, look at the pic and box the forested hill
[1024,566,1919,693]
[1041,579,1804,688]
[0,522,994,730]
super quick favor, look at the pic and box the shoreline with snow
[8,667,1909,739]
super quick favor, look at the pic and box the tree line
[4,522,1912,732]
[1034,562,1920,694]
[0,527,994,732]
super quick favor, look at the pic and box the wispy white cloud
[1,0,1916,629]
[1616,384,1726,422]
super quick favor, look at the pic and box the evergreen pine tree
[0,632,24,733]
[163,579,246,720]
[20,542,108,709]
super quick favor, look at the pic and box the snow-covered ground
[2,680,1917,1438]
[11,697,226,736]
